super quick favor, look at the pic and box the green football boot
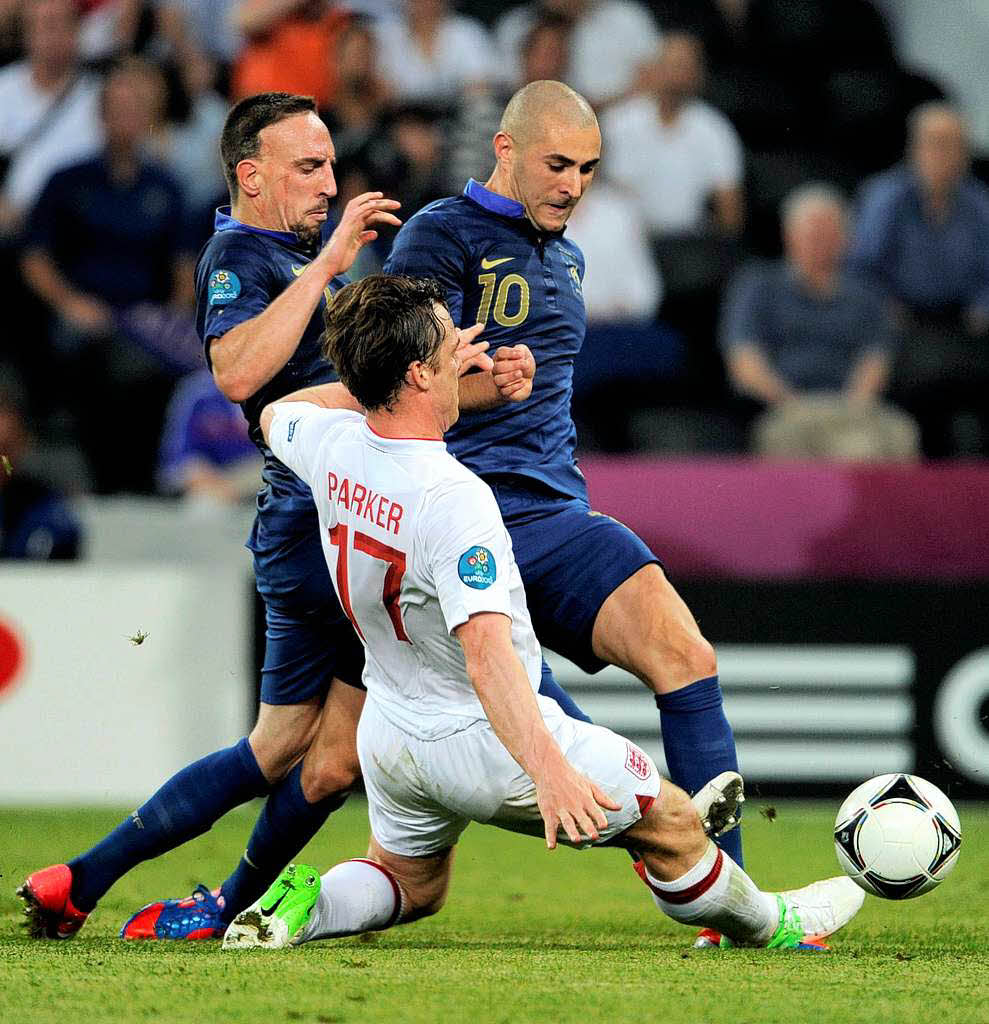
[222,864,321,950]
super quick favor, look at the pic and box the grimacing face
[509,120,600,232]
[252,112,338,244]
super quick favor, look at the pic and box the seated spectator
[601,31,743,239]
[494,0,660,109]
[0,367,82,559]
[0,0,102,237]
[848,102,989,456]
[20,57,196,494]
[231,0,351,108]
[157,368,260,507]
[372,0,496,107]
[721,184,918,461]
[158,0,243,68]
[566,177,682,450]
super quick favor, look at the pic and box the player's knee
[299,748,361,803]
[248,728,312,784]
[654,631,718,693]
[402,884,448,923]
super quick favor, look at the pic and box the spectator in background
[602,32,743,238]
[721,184,917,460]
[20,57,195,494]
[566,176,679,451]
[0,0,102,236]
[494,0,660,109]
[157,368,260,507]
[0,367,81,559]
[849,102,989,457]
[321,17,393,162]
[601,31,743,408]
[372,0,495,107]
[231,0,351,108]
[158,0,243,68]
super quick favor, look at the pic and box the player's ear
[407,360,432,393]
[237,158,262,199]
[492,131,514,168]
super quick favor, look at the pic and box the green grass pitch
[1,799,986,1024]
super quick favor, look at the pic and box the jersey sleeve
[197,234,276,358]
[267,402,361,489]
[383,211,469,324]
[418,475,514,634]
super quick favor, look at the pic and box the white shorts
[358,695,662,857]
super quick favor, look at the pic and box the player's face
[255,112,338,244]
[429,304,463,430]
[511,121,600,232]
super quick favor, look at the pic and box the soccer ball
[833,773,962,899]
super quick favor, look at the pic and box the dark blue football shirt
[384,179,588,501]
[195,207,345,505]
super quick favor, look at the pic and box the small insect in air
[128,630,150,646]
[760,806,778,823]
[1,454,11,477]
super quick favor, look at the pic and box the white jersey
[268,403,543,739]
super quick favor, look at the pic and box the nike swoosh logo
[260,891,288,917]
[480,256,515,269]
[290,265,305,277]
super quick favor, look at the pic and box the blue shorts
[487,477,661,674]
[249,503,365,705]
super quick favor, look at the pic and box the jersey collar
[463,179,525,219]
[214,206,303,245]
[363,419,446,451]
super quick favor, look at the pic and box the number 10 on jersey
[329,523,411,644]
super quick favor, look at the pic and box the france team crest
[458,546,496,589]
[208,269,241,306]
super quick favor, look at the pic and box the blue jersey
[195,207,345,504]
[384,179,588,501]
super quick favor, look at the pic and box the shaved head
[500,80,597,148]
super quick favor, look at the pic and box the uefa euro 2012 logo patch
[458,546,496,589]
[208,269,241,306]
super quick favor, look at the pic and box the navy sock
[538,658,592,723]
[656,676,744,867]
[68,737,268,911]
[218,761,349,922]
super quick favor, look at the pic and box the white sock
[299,858,405,943]
[636,842,779,946]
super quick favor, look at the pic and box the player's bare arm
[459,344,536,411]
[211,192,401,402]
[455,611,620,848]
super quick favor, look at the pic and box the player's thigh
[365,835,455,921]
[486,709,662,848]
[254,514,366,707]
[356,699,472,861]
[505,500,659,675]
[299,680,366,801]
[591,563,717,693]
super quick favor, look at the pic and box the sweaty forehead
[259,112,334,162]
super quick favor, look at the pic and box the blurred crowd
[2,0,989,555]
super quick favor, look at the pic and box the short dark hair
[220,92,318,200]
[322,275,449,412]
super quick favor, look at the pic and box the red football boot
[17,864,89,939]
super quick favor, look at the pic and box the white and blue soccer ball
[833,773,962,900]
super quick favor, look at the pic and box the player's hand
[535,755,622,850]
[492,345,535,402]
[319,192,402,277]
[456,322,493,375]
